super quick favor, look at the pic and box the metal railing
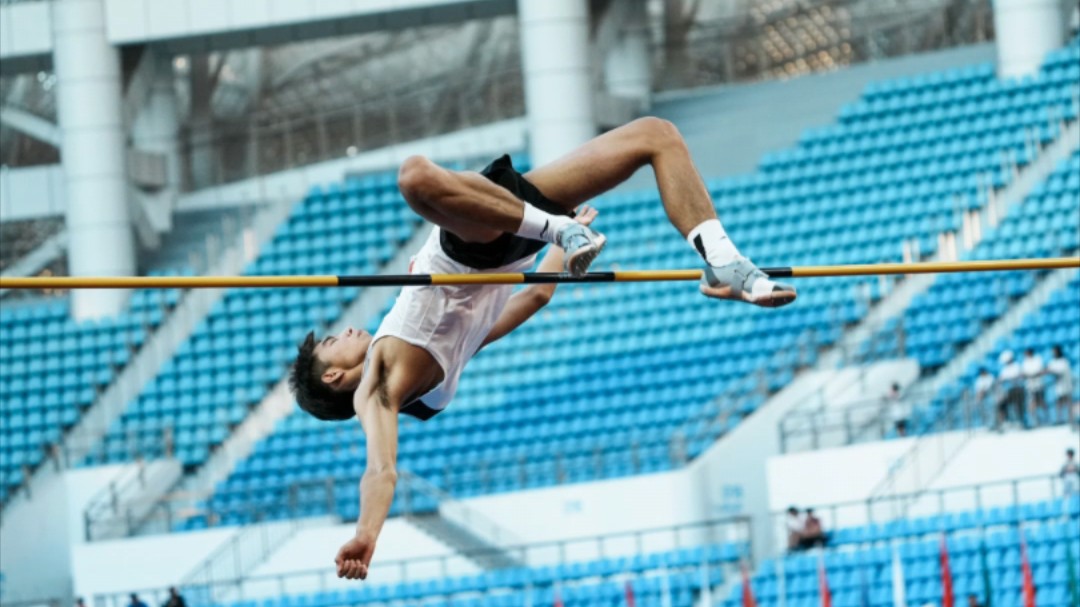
[771,473,1077,552]
[398,470,521,550]
[82,458,151,539]
[654,0,995,91]
[88,468,519,545]
[775,360,885,451]
[180,517,307,604]
[778,388,938,452]
[869,389,983,519]
[182,67,525,191]
[90,516,752,607]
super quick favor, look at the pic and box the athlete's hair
[289,331,355,421]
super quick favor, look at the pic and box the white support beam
[0,1,54,74]
[0,164,67,221]
[0,104,61,147]
[1,0,516,75]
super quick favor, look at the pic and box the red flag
[624,580,636,607]
[741,562,758,607]
[940,534,955,607]
[1021,531,1036,607]
[818,550,833,607]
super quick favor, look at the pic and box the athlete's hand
[336,533,376,580]
[574,204,598,227]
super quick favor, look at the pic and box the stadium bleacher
[0,280,185,502]
[854,142,1080,436]
[82,175,422,469]
[724,497,1080,607]
[861,148,1079,366]
[209,541,743,607]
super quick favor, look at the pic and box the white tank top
[368,228,536,417]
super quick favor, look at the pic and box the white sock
[687,219,740,267]
[515,202,575,244]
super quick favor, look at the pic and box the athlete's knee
[631,116,686,154]
[397,155,442,202]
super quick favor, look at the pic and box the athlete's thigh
[522,121,653,210]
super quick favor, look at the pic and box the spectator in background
[996,350,1027,431]
[76,599,87,607]
[1062,448,1079,497]
[884,382,910,437]
[1022,348,1046,426]
[162,588,186,607]
[974,367,996,425]
[967,595,985,607]
[1047,345,1075,428]
[800,507,827,549]
[129,595,148,607]
[785,506,806,551]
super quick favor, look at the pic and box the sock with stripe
[515,202,575,245]
[687,219,740,267]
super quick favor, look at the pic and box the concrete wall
[71,527,237,598]
[1,464,134,603]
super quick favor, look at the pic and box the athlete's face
[314,326,372,391]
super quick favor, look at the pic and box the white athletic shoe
[556,223,607,277]
[700,257,797,308]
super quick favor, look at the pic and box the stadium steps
[909,118,1080,401]
[1,199,290,517]
[791,116,1080,451]
[914,265,1079,401]
[401,471,523,571]
[82,458,184,541]
[149,224,436,533]
[180,516,334,604]
[869,264,1079,516]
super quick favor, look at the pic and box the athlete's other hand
[574,204,598,227]
[336,533,376,580]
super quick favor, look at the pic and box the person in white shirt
[1021,348,1046,427]
[996,350,1027,431]
[973,368,995,426]
[1046,345,1076,428]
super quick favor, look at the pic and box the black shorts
[438,154,572,270]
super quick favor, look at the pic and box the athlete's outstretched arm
[480,206,598,348]
[336,366,400,581]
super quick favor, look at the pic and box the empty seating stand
[0,276,186,502]
[726,497,1079,607]
[85,171,422,471]
[205,542,742,607]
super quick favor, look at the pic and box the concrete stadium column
[52,0,134,320]
[517,0,596,167]
[604,0,652,109]
[993,0,1065,78]
[133,52,182,201]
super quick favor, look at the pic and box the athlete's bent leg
[397,155,604,275]
[523,117,795,307]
